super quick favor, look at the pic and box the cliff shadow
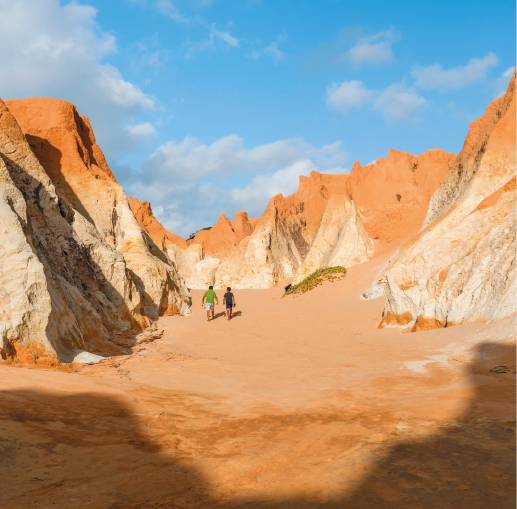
[225,341,516,508]
[0,342,514,508]
[0,388,209,508]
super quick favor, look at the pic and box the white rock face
[0,99,131,363]
[185,256,221,289]
[293,196,374,284]
[215,228,277,289]
[7,98,191,320]
[0,97,193,364]
[376,70,516,331]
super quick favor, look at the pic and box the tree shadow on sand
[0,342,514,508]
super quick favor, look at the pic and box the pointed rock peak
[216,214,233,227]
[234,211,249,221]
[232,211,254,242]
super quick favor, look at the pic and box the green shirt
[204,290,216,304]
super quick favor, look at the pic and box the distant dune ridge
[0,70,514,363]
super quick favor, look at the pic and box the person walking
[223,287,236,321]
[202,285,218,322]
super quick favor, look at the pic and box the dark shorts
[226,303,233,309]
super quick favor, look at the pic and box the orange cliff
[213,147,455,289]
[349,148,456,254]
[370,69,517,331]
[129,197,187,251]
[128,198,262,289]
[7,98,191,321]
[187,211,260,259]
[132,146,454,290]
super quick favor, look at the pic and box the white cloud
[125,122,158,140]
[229,160,318,212]
[0,0,155,156]
[213,27,239,47]
[155,0,190,23]
[185,24,239,58]
[327,80,374,111]
[326,78,428,124]
[339,29,399,66]
[494,66,515,98]
[95,64,155,109]
[347,42,393,65]
[263,42,286,64]
[0,0,154,109]
[127,136,347,236]
[373,83,428,124]
[247,35,286,64]
[411,53,499,91]
[143,135,346,182]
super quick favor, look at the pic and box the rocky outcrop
[7,98,191,320]
[293,195,374,284]
[0,98,192,364]
[189,214,245,259]
[0,99,143,364]
[214,151,454,288]
[349,149,456,255]
[131,145,453,291]
[373,70,516,331]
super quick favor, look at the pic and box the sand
[0,248,515,508]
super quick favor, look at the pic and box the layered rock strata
[132,148,454,290]
[0,100,138,364]
[214,150,454,288]
[129,196,263,289]
[373,70,516,331]
[7,98,191,320]
[0,98,191,364]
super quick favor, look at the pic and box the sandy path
[0,250,515,508]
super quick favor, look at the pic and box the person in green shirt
[202,285,218,322]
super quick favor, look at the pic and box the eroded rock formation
[7,98,191,320]
[373,70,516,331]
[213,150,454,288]
[0,98,190,365]
[132,148,455,289]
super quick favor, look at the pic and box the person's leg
[212,308,215,320]
[206,309,210,321]
[229,305,232,319]
[226,307,230,320]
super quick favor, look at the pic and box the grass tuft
[284,266,347,296]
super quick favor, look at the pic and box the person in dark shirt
[223,287,236,321]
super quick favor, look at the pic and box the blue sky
[0,0,514,237]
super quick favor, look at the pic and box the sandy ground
[0,250,515,508]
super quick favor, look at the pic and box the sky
[0,0,514,238]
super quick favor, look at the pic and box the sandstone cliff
[129,196,264,289]
[0,99,144,364]
[7,99,191,320]
[213,148,454,288]
[373,70,516,331]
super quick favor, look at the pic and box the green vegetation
[284,266,347,296]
